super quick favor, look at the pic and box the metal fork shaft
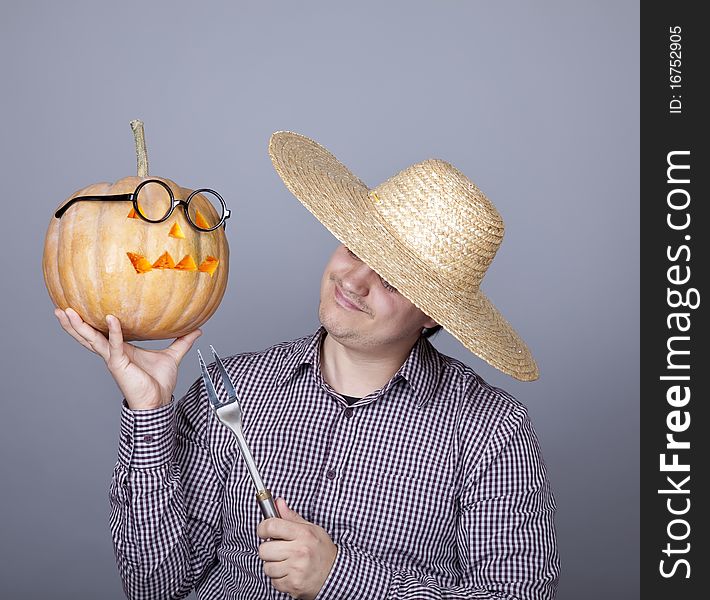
[199,347,281,520]
[215,404,267,493]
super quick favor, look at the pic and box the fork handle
[256,489,280,519]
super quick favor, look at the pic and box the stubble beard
[319,301,362,342]
[319,300,414,350]
[319,275,374,343]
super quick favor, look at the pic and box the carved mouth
[126,251,219,276]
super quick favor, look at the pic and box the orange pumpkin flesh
[126,252,153,274]
[127,205,145,219]
[193,210,211,230]
[175,255,198,271]
[43,175,229,341]
[152,251,176,270]
[169,222,185,239]
[198,256,219,276]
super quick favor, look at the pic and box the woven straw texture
[269,131,538,381]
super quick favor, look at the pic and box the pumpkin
[42,121,229,341]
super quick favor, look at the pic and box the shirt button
[142,434,154,443]
[344,408,354,419]
[326,469,336,480]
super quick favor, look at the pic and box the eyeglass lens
[135,181,173,221]
[186,190,224,230]
[135,181,224,229]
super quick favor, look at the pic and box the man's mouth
[334,285,364,312]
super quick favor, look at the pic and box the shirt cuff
[316,544,391,600]
[117,398,176,469]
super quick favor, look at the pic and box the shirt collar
[276,327,326,387]
[277,327,443,408]
[395,334,443,408]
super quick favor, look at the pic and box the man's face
[318,244,437,351]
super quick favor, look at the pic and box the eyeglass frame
[54,178,231,232]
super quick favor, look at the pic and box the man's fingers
[258,539,292,562]
[257,517,302,542]
[268,574,292,595]
[262,557,289,580]
[62,308,110,359]
[106,314,124,349]
[106,315,127,366]
[165,329,202,364]
[55,308,95,352]
[275,498,307,523]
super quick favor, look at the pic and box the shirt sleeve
[316,407,559,600]
[109,379,224,600]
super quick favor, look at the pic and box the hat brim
[269,131,539,381]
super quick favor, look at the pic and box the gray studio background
[0,1,639,598]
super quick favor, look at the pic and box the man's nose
[341,262,376,296]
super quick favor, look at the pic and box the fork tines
[197,349,223,408]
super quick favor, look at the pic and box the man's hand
[258,498,337,599]
[54,308,201,410]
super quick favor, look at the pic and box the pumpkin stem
[130,119,149,178]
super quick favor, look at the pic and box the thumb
[166,329,202,363]
[276,498,307,523]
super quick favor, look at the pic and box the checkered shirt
[110,328,559,599]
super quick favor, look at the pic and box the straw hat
[268,131,538,381]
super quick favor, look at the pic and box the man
[55,131,559,599]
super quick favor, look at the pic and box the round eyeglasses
[54,179,231,232]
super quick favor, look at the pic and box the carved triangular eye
[194,210,210,229]
[169,222,185,238]
[127,204,146,219]
[126,252,152,273]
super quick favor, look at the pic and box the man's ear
[423,317,438,329]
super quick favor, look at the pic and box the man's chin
[319,307,360,341]
[320,319,358,341]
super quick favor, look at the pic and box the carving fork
[198,346,280,519]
